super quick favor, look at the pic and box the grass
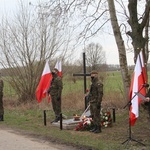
[2,106,150,150]
[1,108,117,149]
[1,71,150,150]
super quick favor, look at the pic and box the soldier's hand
[145,97,150,102]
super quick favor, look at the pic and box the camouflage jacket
[47,76,63,97]
[88,78,103,103]
[0,80,4,96]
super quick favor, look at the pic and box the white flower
[105,121,108,125]
[86,120,91,125]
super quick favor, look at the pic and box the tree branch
[140,0,150,29]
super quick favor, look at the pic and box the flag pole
[122,85,146,147]
[80,104,90,119]
[122,50,146,147]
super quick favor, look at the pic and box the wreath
[74,111,112,131]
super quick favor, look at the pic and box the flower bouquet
[101,111,112,128]
[74,117,94,131]
[74,111,112,131]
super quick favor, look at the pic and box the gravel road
[0,128,78,150]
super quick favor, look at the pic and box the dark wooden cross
[73,52,91,109]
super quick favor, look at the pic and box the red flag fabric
[36,61,52,103]
[55,61,62,77]
[129,51,147,126]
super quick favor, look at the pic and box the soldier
[0,78,4,121]
[47,68,63,123]
[88,70,103,133]
[144,88,150,120]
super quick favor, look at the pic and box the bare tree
[127,0,150,62]
[64,0,109,43]
[84,43,105,70]
[0,1,74,102]
[107,0,150,100]
[64,0,149,101]
[107,0,130,101]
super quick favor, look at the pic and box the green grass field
[1,71,150,150]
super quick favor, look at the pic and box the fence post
[44,110,47,126]
[112,108,116,123]
[60,113,63,130]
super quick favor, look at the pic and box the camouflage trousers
[90,102,101,126]
[0,95,4,115]
[51,95,61,117]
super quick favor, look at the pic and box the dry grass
[3,90,128,112]
[62,91,85,110]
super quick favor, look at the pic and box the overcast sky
[0,0,135,65]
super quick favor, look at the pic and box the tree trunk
[145,11,149,64]
[107,0,130,101]
[127,0,150,63]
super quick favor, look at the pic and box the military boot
[51,119,55,123]
[51,116,58,123]
[54,116,60,122]
[89,125,97,132]
[94,125,101,133]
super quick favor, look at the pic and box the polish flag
[36,61,52,103]
[129,51,147,126]
[55,61,62,77]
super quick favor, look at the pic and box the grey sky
[0,0,135,65]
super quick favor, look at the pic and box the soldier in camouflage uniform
[0,78,4,121]
[144,88,150,119]
[88,70,103,133]
[47,68,63,123]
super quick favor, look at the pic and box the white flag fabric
[129,51,147,126]
[55,61,62,77]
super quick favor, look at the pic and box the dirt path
[0,128,78,150]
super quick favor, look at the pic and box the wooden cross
[73,52,90,109]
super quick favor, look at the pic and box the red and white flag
[129,51,147,126]
[36,61,52,103]
[55,61,62,77]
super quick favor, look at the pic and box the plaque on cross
[73,52,91,109]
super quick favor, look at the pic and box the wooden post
[60,113,63,130]
[43,110,47,126]
[73,52,90,109]
[112,108,116,123]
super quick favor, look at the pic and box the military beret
[90,70,98,74]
